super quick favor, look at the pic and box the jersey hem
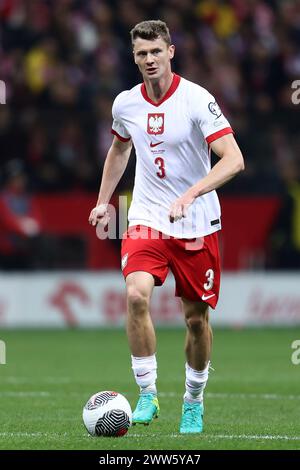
[127,220,221,238]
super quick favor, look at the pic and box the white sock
[184,362,210,403]
[131,354,157,395]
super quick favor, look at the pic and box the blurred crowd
[0,0,300,269]
[1,0,299,193]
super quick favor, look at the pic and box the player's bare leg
[126,271,159,424]
[183,299,211,371]
[126,271,155,357]
[179,298,212,433]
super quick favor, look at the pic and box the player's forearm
[96,146,131,206]
[189,153,244,199]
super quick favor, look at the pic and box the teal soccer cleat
[132,393,160,425]
[179,401,204,434]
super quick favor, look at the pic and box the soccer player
[89,20,244,433]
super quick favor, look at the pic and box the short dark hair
[130,20,171,46]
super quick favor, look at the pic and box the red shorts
[121,225,221,308]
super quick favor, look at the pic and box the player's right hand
[20,217,41,236]
[88,204,110,227]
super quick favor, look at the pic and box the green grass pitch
[0,328,299,450]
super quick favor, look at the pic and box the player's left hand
[169,192,195,223]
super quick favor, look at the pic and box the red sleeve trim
[111,129,131,142]
[206,127,233,144]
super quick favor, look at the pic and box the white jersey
[111,74,233,238]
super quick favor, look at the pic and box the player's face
[133,37,175,81]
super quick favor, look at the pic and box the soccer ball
[82,391,132,437]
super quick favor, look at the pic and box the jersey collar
[141,73,181,107]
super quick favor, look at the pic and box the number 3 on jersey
[154,157,166,179]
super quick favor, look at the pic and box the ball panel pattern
[85,391,117,410]
[95,410,130,437]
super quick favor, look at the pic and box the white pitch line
[0,391,299,401]
[128,433,300,441]
[207,392,300,400]
[0,432,68,439]
[0,391,50,397]
[158,392,300,400]
[2,377,71,384]
[0,431,300,441]
[1,432,298,442]
[208,434,300,441]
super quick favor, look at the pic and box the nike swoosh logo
[150,141,164,148]
[201,293,216,301]
[136,372,150,377]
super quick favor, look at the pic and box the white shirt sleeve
[193,86,233,144]
[111,93,131,141]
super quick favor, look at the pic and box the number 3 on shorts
[204,268,214,290]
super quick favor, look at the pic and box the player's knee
[127,290,149,314]
[185,313,208,335]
